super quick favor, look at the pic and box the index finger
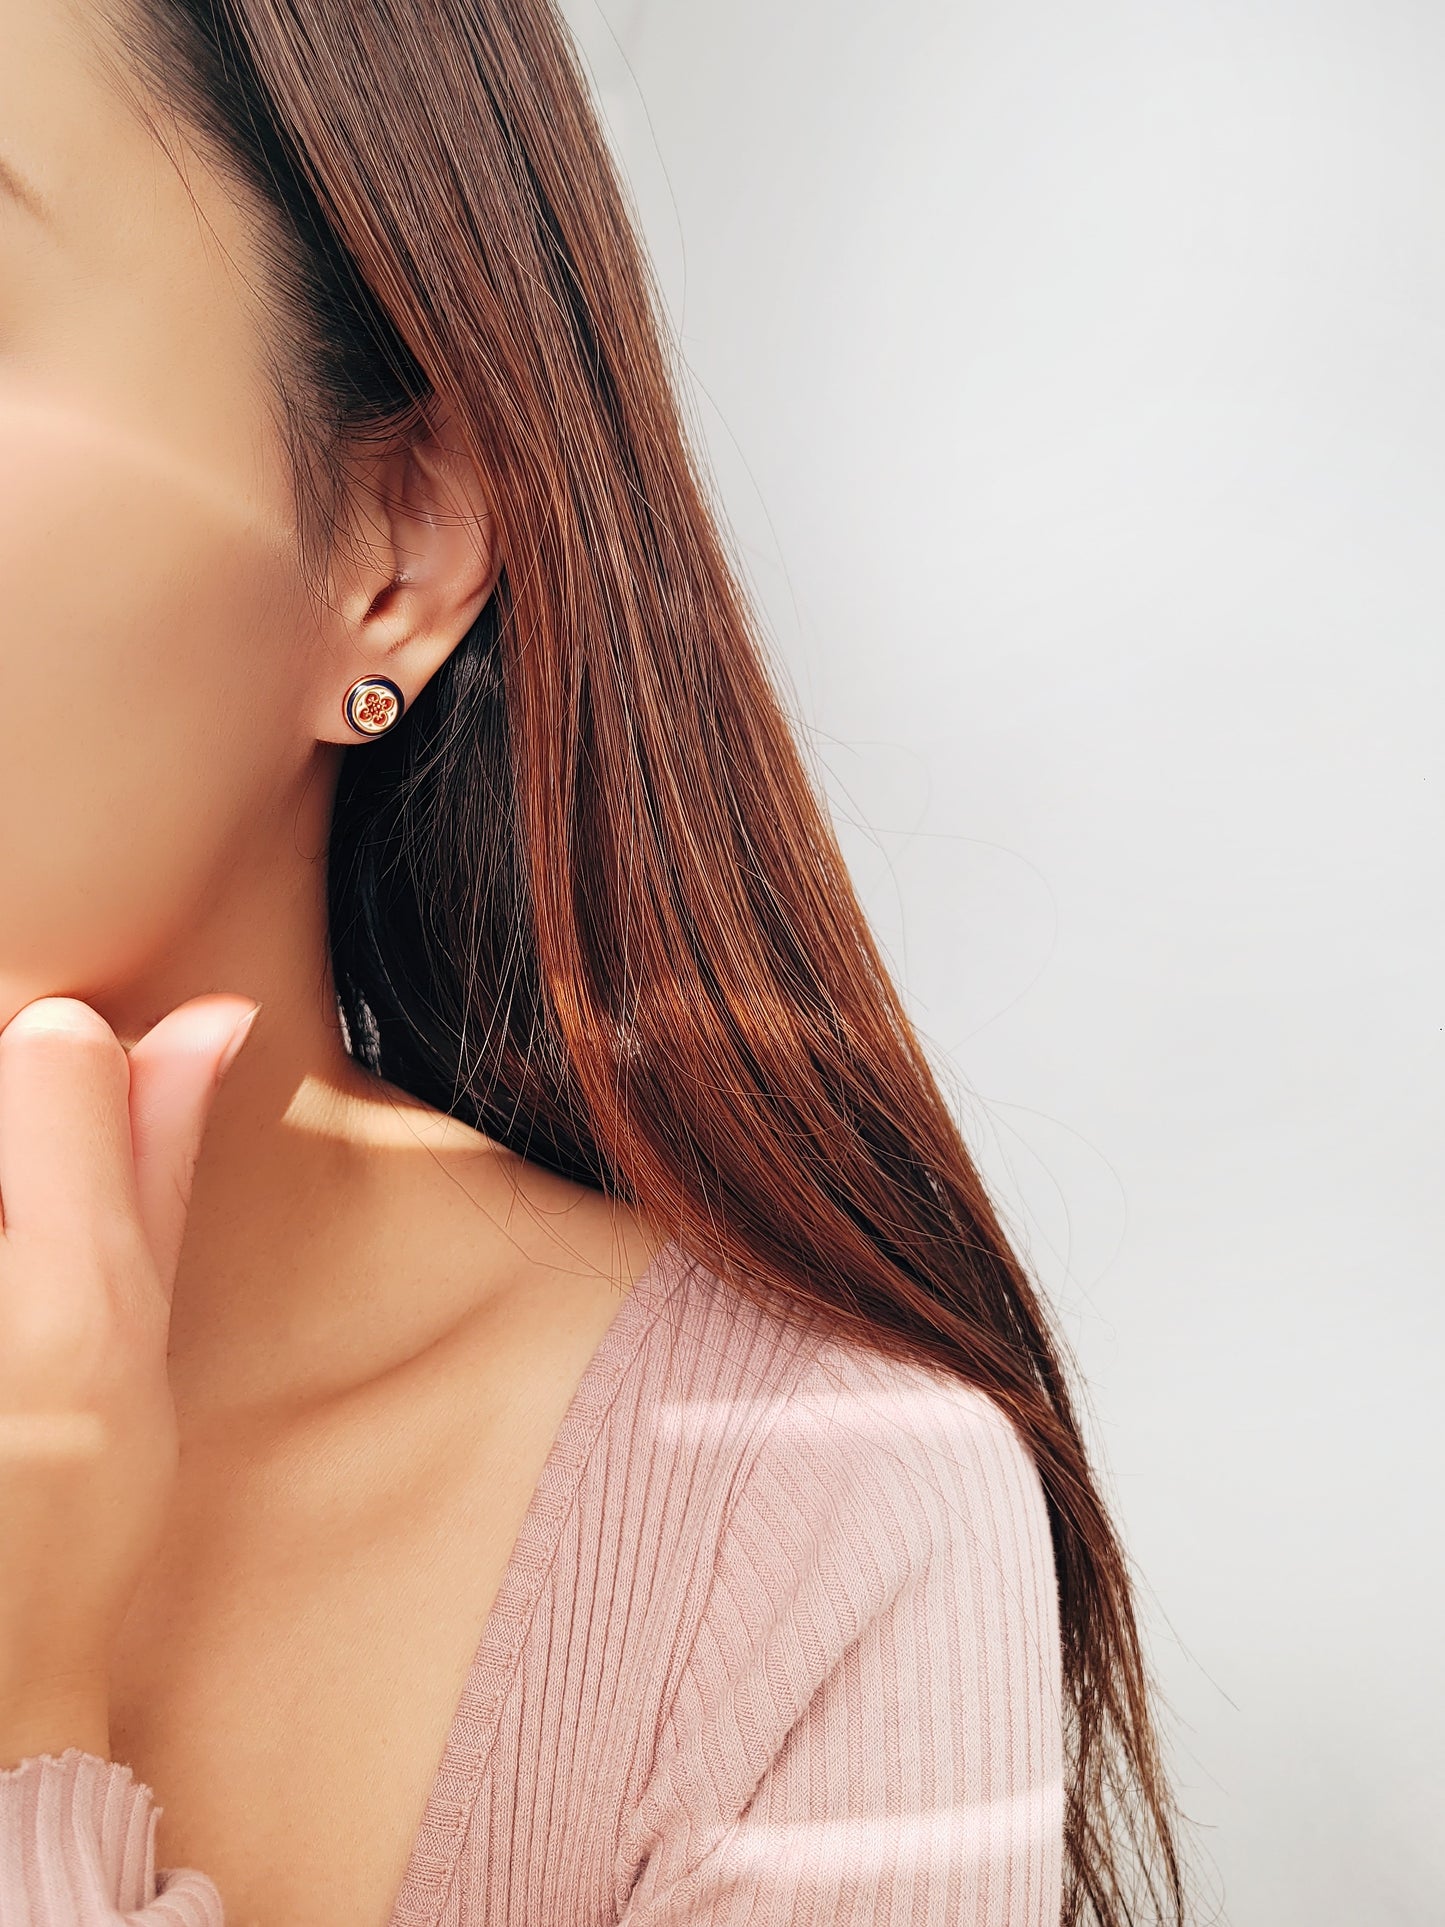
[0,998,140,1248]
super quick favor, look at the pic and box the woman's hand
[0,993,260,1766]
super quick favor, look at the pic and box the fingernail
[215,1003,262,1084]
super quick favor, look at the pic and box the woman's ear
[313,403,502,745]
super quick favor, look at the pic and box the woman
[0,1,1190,1921]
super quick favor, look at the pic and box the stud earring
[342,675,405,737]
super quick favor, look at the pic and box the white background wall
[558,3,1443,1922]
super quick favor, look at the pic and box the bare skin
[1,2,664,1919]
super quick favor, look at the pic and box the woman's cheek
[0,476,295,989]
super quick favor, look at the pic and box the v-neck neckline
[385,1235,690,1927]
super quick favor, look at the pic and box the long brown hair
[103,0,1193,1916]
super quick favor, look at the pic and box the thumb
[125,996,262,1296]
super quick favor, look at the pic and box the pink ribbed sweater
[0,1241,1065,1924]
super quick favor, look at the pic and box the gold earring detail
[343,676,405,737]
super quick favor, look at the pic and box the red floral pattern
[352,685,399,732]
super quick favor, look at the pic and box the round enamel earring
[342,675,405,737]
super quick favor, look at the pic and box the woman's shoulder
[637,1242,1052,1537]
[614,1250,1066,1917]
[623,1243,1061,1680]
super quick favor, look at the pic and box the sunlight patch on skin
[0,1413,109,1463]
[276,1069,500,1156]
[0,380,294,554]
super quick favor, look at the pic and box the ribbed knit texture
[0,1241,1065,1924]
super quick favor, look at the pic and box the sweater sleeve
[618,1347,1066,1926]
[0,1748,225,1924]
